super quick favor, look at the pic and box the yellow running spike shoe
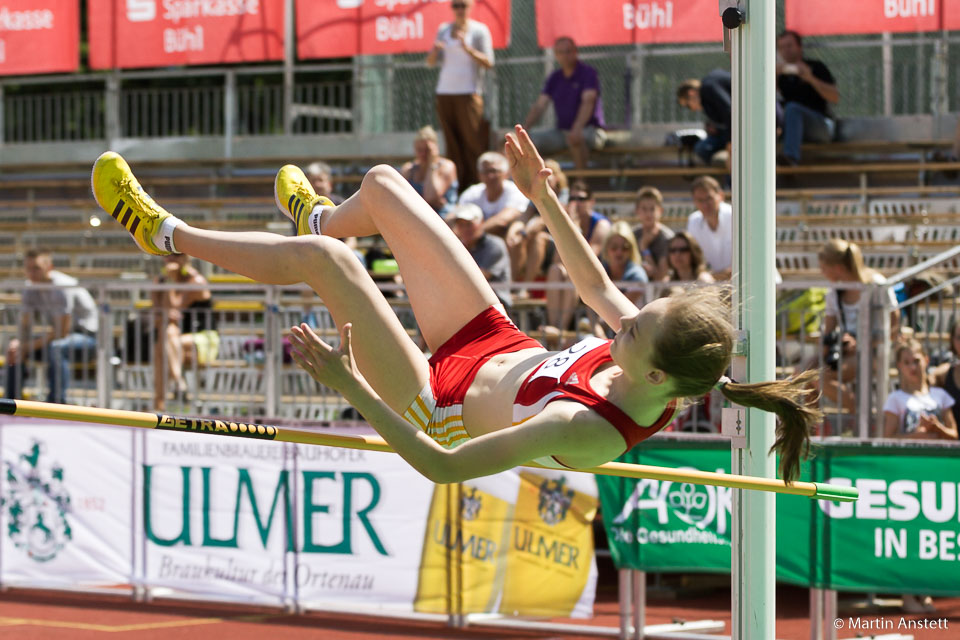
[274,164,334,236]
[91,152,173,255]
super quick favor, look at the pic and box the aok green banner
[596,438,960,596]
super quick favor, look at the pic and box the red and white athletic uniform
[401,307,677,466]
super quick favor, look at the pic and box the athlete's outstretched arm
[505,125,639,331]
[288,322,624,481]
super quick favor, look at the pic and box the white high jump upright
[724,1,778,639]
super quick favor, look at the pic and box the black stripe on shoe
[287,194,297,213]
[111,200,125,220]
[129,215,140,235]
[120,206,133,227]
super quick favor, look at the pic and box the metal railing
[1,29,958,146]
[0,276,933,440]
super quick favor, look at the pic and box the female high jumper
[91,126,820,483]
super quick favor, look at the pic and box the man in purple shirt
[523,36,606,169]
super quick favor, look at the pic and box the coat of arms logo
[460,487,482,521]
[2,441,72,562]
[537,477,574,526]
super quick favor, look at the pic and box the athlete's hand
[288,322,362,392]
[504,125,553,202]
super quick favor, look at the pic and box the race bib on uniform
[526,337,607,384]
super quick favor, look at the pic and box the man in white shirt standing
[426,0,493,191]
[685,176,732,281]
[458,151,529,238]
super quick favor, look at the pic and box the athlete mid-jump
[91,125,820,483]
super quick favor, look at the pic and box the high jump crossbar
[0,398,857,502]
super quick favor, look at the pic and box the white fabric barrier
[0,418,597,617]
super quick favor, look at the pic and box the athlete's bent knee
[361,164,404,193]
[304,235,364,275]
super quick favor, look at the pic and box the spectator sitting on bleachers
[540,181,610,345]
[677,70,783,166]
[816,238,900,414]
[686,176,731,280]
[400,125,459,215]
[630,186,674,281]
[305,161,346,206]
[505,158,568,291]
[523,36,606,169]
[305,160,364,262]
[458,151,529,237]
[776,30,839,166]
[882,339,953,618]
[883,339,957,440]
[4,248,98,405]
[602,221,647,297]
[676,70,732,166]
[586,221,648,339]
[567,180,610,255]
[448,203,512,310]
[152,253,218,411]
[666,232,714,283]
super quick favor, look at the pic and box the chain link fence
[1,2,958,143]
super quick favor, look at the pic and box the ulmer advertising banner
[0,421,133,586]
[415,469,598,618]
[785,0,942,36]
[597,438,960,596]
[0,1,78,76]
[534,0,721,48]
[296,0,511,60]
[88,0,285,70]
[1,420,597,615]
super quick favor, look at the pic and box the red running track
[1,585,957,639]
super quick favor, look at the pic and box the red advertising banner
[88,0,285,70]
[945,0,960,29]
[535,0,721,48]
[785,0,943,36]
[297,0,511,60]
[0,1,78,76]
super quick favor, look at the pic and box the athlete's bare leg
[171,228,429,413]
[316,165,502,351]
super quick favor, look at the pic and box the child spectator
[883,339,957,439]
[631,186,674,281]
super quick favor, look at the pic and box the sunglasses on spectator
[669,246,691,254]
[569,194,590,202]
[452,3,468,8]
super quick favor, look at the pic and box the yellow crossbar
[0,398,857,502]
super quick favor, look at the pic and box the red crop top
[513,336,677,451]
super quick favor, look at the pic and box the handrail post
[105,73,121,146]
[856,284,874,439]
[283,0,294,135]
[876,284,893,437]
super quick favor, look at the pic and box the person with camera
[776,30,838,166]
[816,239,899,414]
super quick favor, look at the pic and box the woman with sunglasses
[92,126,820,484]
[667,231,714,283]
[426,0,493,191]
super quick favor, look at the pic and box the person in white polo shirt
[685,176,731,281]
[458,151,529,238]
